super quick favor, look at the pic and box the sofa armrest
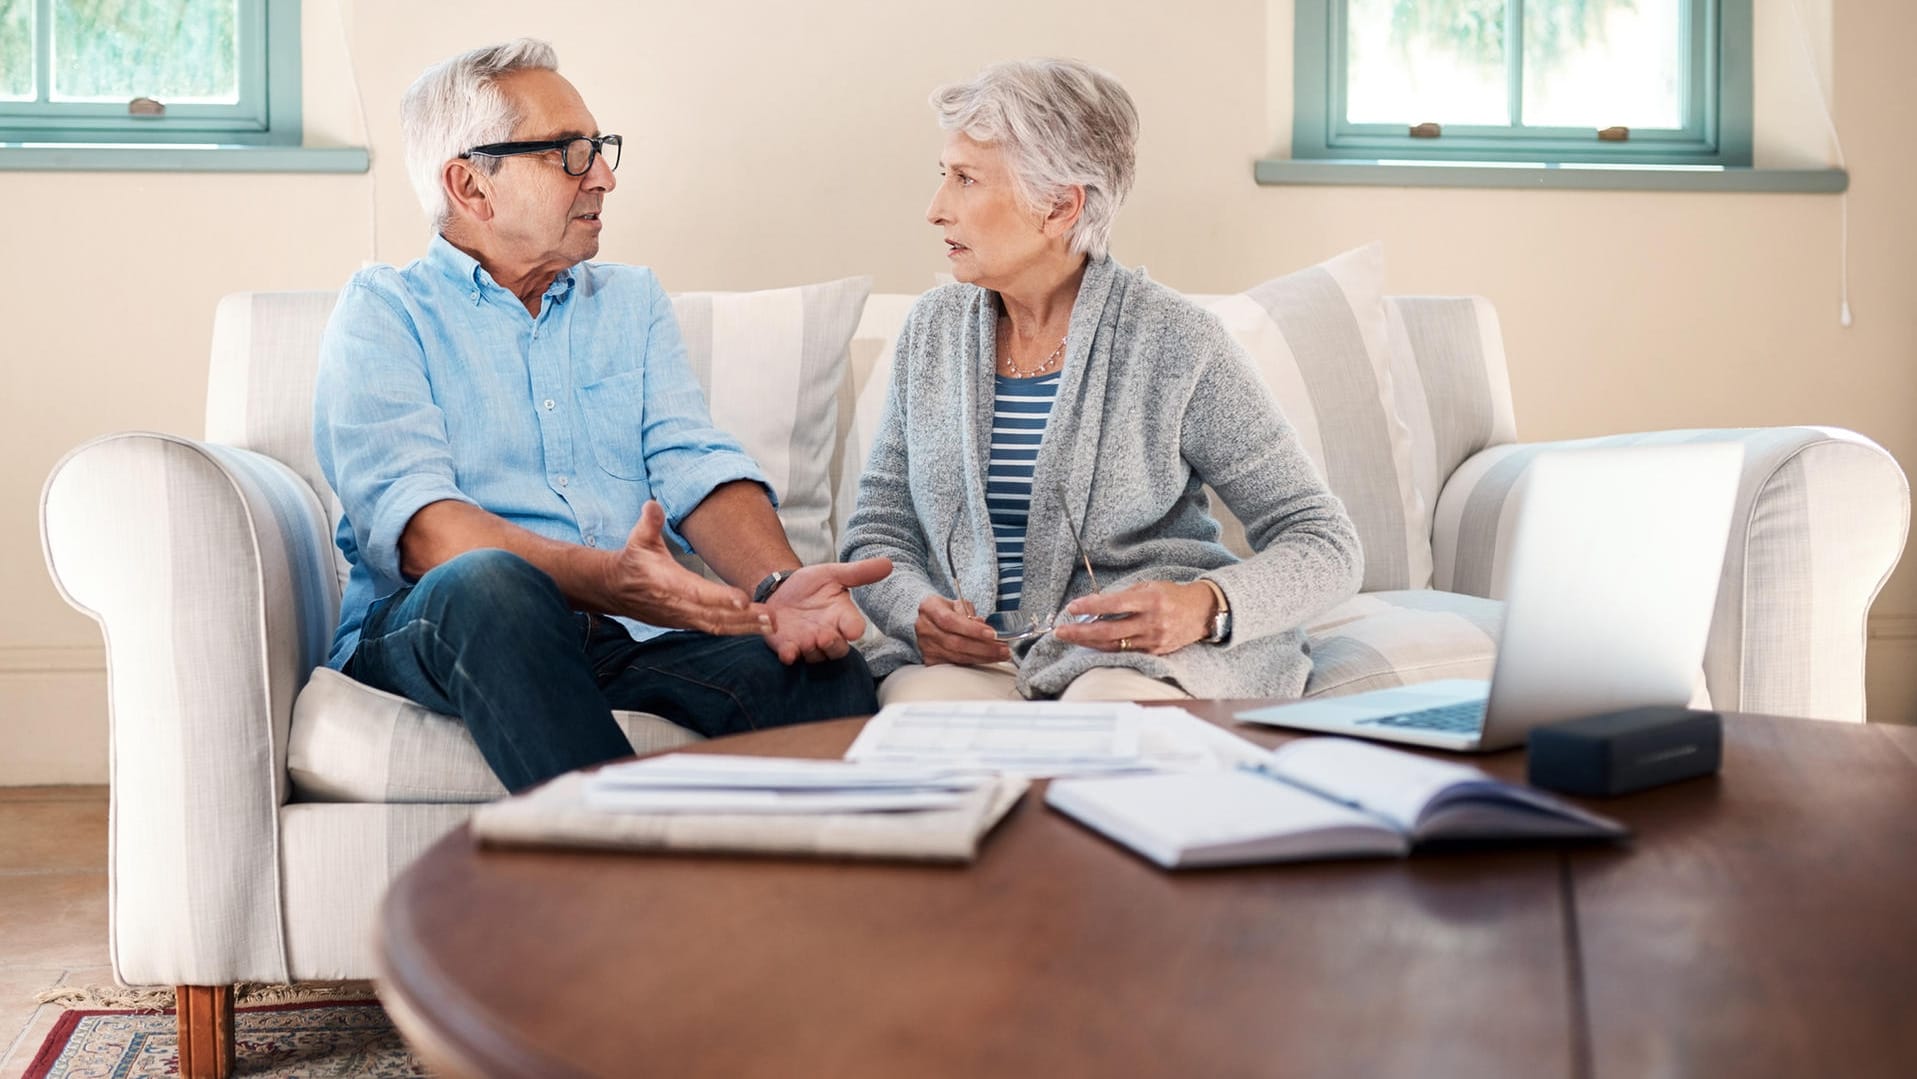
[1432,428,1909,723]
[41,432,339,985]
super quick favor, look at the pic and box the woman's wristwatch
[1196,578,1232,644]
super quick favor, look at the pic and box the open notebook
[1046,737,1625,869]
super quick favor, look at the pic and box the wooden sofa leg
[175,985,235,1079]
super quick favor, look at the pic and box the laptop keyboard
[1358,700,1488,734]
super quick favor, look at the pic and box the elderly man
[314,39,887,792]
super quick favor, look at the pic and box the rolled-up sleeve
[313,280,476,585]
[632,272,772,549]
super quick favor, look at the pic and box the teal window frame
[0,0,300,146]
[1293,0,1752,167]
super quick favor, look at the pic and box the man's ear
[443,159,494,224]
[1041,184,1086,240]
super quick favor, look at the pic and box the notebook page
[1267,738,1488,833]
[1047,770,1404,867]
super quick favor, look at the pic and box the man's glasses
[940,486,1129,644]
[461,134,622,177]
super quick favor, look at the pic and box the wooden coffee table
[376,705,1917,1078]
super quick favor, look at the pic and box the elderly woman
[840,58,1363,703]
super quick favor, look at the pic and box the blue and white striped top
[987,371,1062,612]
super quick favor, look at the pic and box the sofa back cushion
[834,293,920,539]
[1384,295,1518,561]
[206,289,348,591]
[1183,244,1427,592]
[669,277,871,566]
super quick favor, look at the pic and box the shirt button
[585,536,598,547]
[557,476,569,487]
[543,399,555,410]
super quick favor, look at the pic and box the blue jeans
[343,549,877,792]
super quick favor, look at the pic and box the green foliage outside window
[1367,0,1636,74]
[0,0,30,100]
[52,0,236,102]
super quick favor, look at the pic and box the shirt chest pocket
[576,370,648,481]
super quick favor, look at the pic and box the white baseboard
[1866,620,1917,726]
[0,646,108,784]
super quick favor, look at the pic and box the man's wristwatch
[752,570,794,604]
[1197,578,1232,644]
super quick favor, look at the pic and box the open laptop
[1238,442,1743,752]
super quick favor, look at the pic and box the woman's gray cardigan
[839,256,1364,699]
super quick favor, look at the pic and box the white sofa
[40,267,1908,1014]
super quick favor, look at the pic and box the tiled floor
[0,786,110,1078]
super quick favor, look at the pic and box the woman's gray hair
[930,58,1139,260]
[401,38,558,230]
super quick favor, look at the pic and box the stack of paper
[472,754,1029,864]
[844,700,1267,777]
[583,755,991,814]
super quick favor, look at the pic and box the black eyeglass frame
[460,134,622,176]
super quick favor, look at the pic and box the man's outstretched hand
[602,502,770,635]
[763,559,893,664]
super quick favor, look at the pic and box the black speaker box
[1527,707,1722,797]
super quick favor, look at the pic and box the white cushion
[1302,590,1501,698]
[670,277,872,566]
[287,668,701,803]
[834,294,920,539]
[1186,244,1428,592]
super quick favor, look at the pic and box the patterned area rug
[23,1000,425,1078]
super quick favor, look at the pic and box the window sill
[1255,159,1848,193]
[0,144,369,173]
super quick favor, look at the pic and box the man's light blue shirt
[313,235,771,669]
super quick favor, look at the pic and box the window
[1293,0,1751,166]
[0,0,299,145]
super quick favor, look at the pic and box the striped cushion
[1187,244,1427,592]
[287,668,701,803]
[1384,295,1517,569]
[206,290,353,595]
[671,277,872,566]
[1303,590,1502,698]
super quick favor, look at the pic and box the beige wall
[3,0,1910,782]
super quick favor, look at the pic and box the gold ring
[1119,637,1132,652]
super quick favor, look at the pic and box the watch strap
[1196,577,1231,644]
[752,570,793,604]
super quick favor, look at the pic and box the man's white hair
[401,38,559,230]
[930,58,1139,260]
